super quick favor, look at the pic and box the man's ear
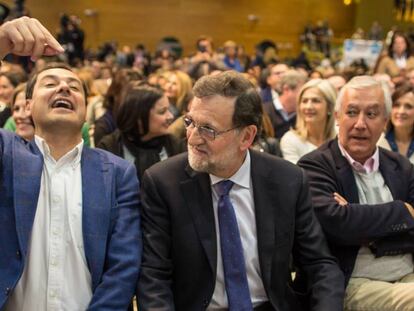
[25,99,32,113]
[239,125,257,151]
[334,110,340,126]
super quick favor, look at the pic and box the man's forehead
[192,95,236,106]
[189,95,235,122]
[343,87,384,105]
[37,68,80,82]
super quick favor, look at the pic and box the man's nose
[187,125,203,145]
[57,81,71,93]
[354,112,367,129]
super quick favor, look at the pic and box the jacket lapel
[13,138,43,257]
[180,165,217,274]
[81,148,112,290]
[331,140,360,203]
[379,151,404,199]
[250,151,276,291]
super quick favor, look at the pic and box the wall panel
[3,0,356,57]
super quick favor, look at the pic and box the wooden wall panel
[3,0,356,57]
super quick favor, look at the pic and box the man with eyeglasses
[137,70,344,311]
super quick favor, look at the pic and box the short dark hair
[117,82,164,140]
[192,70,263,137]
[25,62,88,100]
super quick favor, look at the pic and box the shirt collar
[35,135,84,168]
[273,93,295,121]
[338,140,379,174]
[210,150,251,189]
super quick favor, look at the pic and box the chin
[188,152,210,173]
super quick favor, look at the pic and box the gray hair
[277,69,308,92]
[335,75,392,117]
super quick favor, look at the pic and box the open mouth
[350,136,368,141]
[51,98,74,110]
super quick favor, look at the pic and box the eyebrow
[39,74,82,85]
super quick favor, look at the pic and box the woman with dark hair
[0,71,27,127]
[93,68,142,146]
[378,83,414,163]
[97,82,181,179]
[376,31,414,80]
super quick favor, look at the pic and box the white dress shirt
[5,136,92,311]
[207,151,268,310]
[272,89,295,122]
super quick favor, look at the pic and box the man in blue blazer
[0,17,141,310]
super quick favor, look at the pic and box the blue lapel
[81,147,113,290]
[13,138,43,257]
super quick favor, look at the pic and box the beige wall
[3,0,356,57]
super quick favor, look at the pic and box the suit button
[203,299,209,307]
[5,288,10,295]
[16,250,21,258]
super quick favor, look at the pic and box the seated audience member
[0,71,26,127]
[10,83,34,141]
[263,69,307,139]
[0,17,141,310]
[327,75,346,92]
[98,82,181,180]
[281,79,336,163]
[298,76,414,311]
[162,70,193,119]
[378,83,414,163]
[137,71,344,311]
[222,40,243,72]
[251,111,283,157]
[259,63,289,103]
[93,68,142,146]
[376,31,414,83]
[407,68,414,87]
[373,73,395,94]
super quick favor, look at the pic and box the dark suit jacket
[262,100,296,139]
[298,138,414,284]
[0,129,142,310]
[137,150,344,311]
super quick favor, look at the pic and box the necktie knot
[215,180,234,197]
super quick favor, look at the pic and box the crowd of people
[1,14,414,311]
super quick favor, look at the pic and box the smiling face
[141,95,173,141]
[164,74,180,99]
[186,95,256,178]
[336,86,388,164]
[12,91,34,141]
[391,92,414,131]
[28,68,86,137]
[299,87,328,125]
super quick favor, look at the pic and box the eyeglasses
[183,117,239,140]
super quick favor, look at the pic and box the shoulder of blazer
[378,146,412,172]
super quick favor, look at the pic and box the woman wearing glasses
[280,79,337,164]
[97,82,182,180]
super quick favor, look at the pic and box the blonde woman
[281,79,336,163]
[163,70,193,118]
